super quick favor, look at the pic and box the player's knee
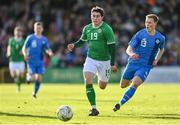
[120,79,131,88]
[99,84,106,89]
[131,76,143,88]
[10,71,16,77]
[99,81,107,90]
[120,84,127,88]
[120,82,130,88]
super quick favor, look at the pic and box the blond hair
[146,14,159,23]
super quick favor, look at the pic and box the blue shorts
[27,63,45,75]
[122,63,151,82]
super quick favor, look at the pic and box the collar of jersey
[92,21,103,29]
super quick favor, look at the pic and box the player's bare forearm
[22,47,29,61]
[23,55,29,61]
[126,46,139,60]
[155,48,164,62]
[22,46,26,57]
[6,46,10,57]
[153,48,164,66]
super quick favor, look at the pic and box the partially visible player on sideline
[67,6,118,116]
[7,26,25,92]
[113,14,165,111]
[22,22,53,98]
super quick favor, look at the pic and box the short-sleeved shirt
[24,34,50,65]
[8,37,25,62]
[128,28,165,66]
[80,22,115,61]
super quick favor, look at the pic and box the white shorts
[9,62,25,73]
[83,57,111,82]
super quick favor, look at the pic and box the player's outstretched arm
[6,45,11,58]
[153,48,164,66]
[22,46,29,61]
[126,45,139,60]
[67,39,85,52]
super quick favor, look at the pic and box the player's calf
[98,81,107,90]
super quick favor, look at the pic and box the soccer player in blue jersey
[22,22,53,98]
[113,14,165,111]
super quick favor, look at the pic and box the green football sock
[86,84,96,106]
[15,77,21,91]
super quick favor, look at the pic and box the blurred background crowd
[0,0,180,68]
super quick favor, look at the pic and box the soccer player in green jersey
[67,6,118,116]
[7,26,25,92]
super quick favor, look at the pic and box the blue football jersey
[128,28,165,66]
[24,34,50,64]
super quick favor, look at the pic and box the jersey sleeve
[158,36,165,49]
[129,31,140,48]
[22,38,25,44]
[20,38,25,47]
[80,26,87,41]
[43,37,50,49]
[103,24,115,45]
[24,35,31,48]
[8,38,12,46]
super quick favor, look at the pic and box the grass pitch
[0,83,180,124]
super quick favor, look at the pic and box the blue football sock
[34,81,40,94]
[120,86,136,105]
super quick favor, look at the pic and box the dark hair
[34,21,43,26]
[91,6,104,17]
[14,26,22,31]
[146,14,159,23]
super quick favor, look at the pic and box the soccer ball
[56,105,73,121]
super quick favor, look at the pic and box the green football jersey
[80,22,115,61]
[8,37,25,62]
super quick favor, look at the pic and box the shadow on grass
[100,113,180,120]
[55,98,117,102]
[0,111,57,119]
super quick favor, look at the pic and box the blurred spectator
[0,0,180,68]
